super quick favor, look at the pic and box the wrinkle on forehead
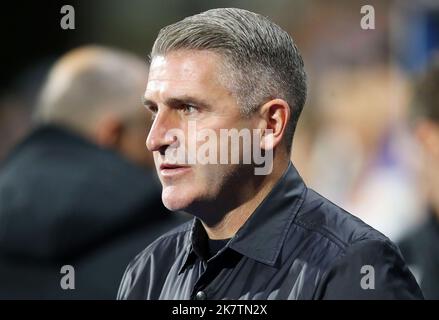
[145,50,229,102]
[150,50,224,81]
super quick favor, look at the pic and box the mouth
[159,163,192,177]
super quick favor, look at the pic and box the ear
[257,99,290,151]
[94,114,123,148]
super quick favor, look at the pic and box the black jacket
[0,125,186,299]
[118,162,423,300]
[399,209,439,299]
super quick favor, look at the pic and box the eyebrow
[142,95,212,111]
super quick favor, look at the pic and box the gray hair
[151,8,307,151]
[36,45,147,135]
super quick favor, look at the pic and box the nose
[146,110,177,154]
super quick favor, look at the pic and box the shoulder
[293,189,422,299]
[294,188,390,252]
[314,238,423,299]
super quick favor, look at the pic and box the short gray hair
[151,8,307,151]
[36,46,147,135]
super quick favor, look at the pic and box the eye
[149,105,158,113]
[181,104,197,114]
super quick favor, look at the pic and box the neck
[198,158,289,240]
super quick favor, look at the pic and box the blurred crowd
[1,0,439,299]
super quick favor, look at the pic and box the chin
[161,185,196,212]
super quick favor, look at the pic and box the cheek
[185,164,219,197]
[199,164,230,189]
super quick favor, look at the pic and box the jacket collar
[180,161,307,273]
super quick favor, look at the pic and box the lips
[159,163,191,177]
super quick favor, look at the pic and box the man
[118,8,422,299]
[0,46,184,299]
[398,56,439,299]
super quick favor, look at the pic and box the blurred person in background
[0,45,185,299]
[303,66,423,241]
[398,56,439,299]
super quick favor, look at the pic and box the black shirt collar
[180,162,307,273]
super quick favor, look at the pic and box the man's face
[144,50,256,212]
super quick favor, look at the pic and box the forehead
[145,50,226,99]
